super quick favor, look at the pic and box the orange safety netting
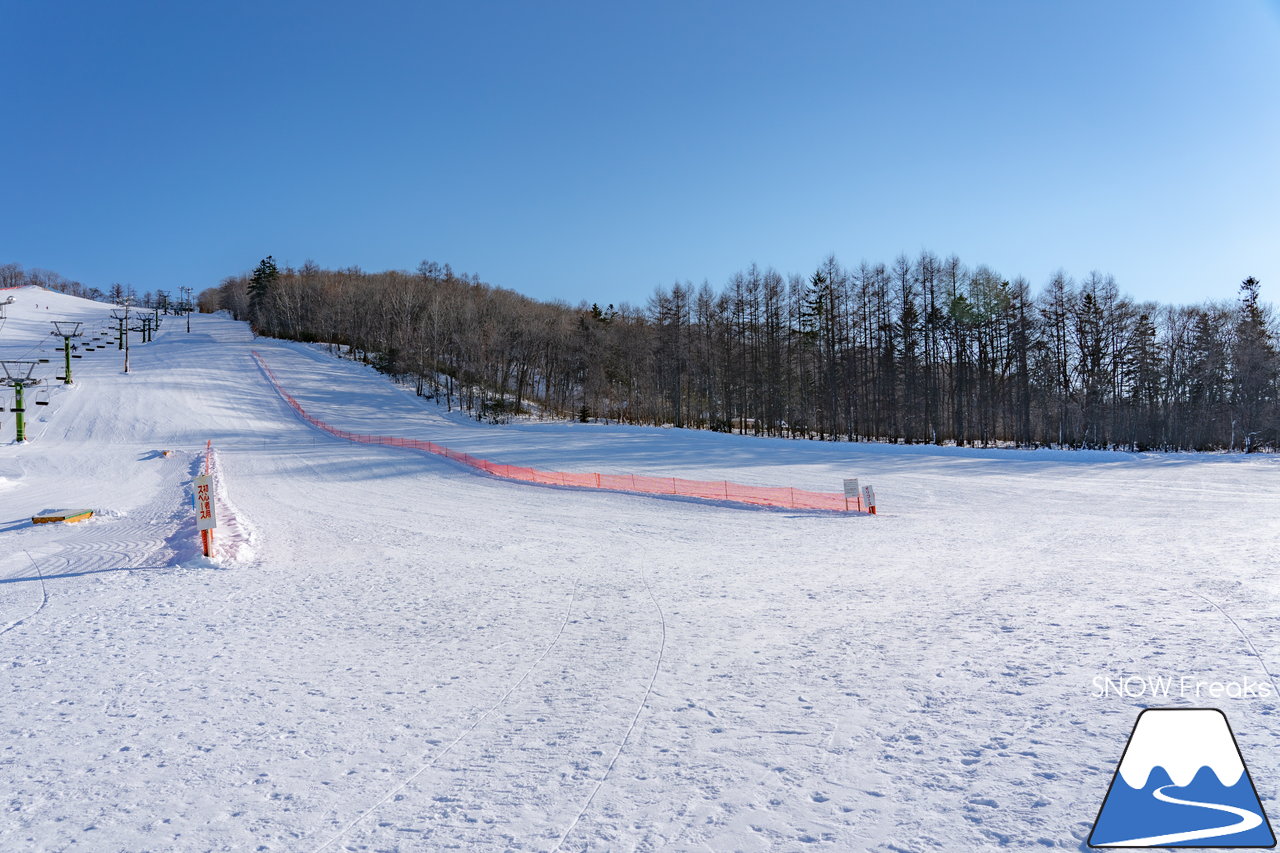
[253,352,862,513]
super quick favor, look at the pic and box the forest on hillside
[200,253,1279,452]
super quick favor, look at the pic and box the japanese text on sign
[194,475,217,530]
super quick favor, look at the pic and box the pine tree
[1188,309,1230,449]
[1231,277,1277,451]
[1124,313,1162,449]
[248,255,279,332]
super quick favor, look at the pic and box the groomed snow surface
[2,285,1280,851]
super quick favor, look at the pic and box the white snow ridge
[1117,709,1245,789]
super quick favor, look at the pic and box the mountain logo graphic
[1089,708,1275,847]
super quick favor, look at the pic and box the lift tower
[110,306,134,373]
[51,321,84,384]
[112,310,126,350]
[1,361,41,442]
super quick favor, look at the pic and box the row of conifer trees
[203,253,1278,451]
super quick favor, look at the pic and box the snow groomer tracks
[313,554,669,852]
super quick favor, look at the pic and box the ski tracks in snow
[313,571,584,852]
[1,449,234,658]
[549,570,667,852]
[313,554,670,852]
[0,552,51,637]
[1190,590,1280,692]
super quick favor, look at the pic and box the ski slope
[2,285,1280,851]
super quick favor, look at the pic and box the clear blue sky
[3,1,1278,307]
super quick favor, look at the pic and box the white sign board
[194,475,217,530]
[843,478,860,498]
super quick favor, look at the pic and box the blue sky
[2,1,1278,307]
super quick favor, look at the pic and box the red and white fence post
[195,439,217,557]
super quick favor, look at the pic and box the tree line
[1,263,104,301]
[1,262,188,312]
[197,251,1271,452]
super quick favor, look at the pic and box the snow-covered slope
[3,285,1280,851]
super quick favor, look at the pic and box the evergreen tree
[1231,276,1277,450]
[1124,312,1162,449]
[1187,309,1230,449]
[248,255,279,331]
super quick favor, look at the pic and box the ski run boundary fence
[252,351,868,514]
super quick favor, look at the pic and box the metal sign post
[843,478,860,512]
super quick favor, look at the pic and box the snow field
[2,286,1280,850]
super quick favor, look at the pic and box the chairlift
[0,361,38,383]
[38,358,50,363]
[35,389,49,406]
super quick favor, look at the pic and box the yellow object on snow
[32,509,94,524]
